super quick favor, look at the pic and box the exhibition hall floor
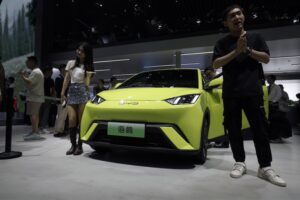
[1,125,300,200]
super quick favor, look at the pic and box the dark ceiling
[51,0,300,52]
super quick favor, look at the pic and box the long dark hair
[72,42,94,76]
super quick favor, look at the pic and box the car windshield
[119,69,199,89]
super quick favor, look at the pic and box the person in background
[270,84,292,141]
[267,75,284,142]
[19,67,32,125]
[54,64,69,137]
[20,56,45,140]
[108,76,117,89]
[0,85,2,107]
[93,78,105,96]
[39,66,56,134]
[267,75,282,105]
[0,62,5,110]
[212,5,286,187]
[279,84,292,138]
[61,42,94,155]
[295,93,300,132]
[7,77,17,114]
[203,66,216,85]
[279,84,289,107]
[204,67,216,79]
[204,66,229,148]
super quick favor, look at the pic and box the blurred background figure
[21,56,45,141]
[0,62,5,111]
[108,76,117,89]
[54,64,68,137]
[93,78,105,96]
[204,66,216,81]
[296,93,300,134]
[267,75,286,143]
[39,66,56,134]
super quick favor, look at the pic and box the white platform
[0,125,299,200]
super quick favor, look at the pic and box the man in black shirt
[212,5,286,187]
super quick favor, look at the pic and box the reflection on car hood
[99,88,201,101]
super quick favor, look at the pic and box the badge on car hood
[119,100,139,105]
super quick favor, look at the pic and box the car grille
[89,121,175,149]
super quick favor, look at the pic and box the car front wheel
[194,117,209,164]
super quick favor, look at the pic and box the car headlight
[165,94,200,105]
[90,95,105,104]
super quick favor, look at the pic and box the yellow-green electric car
[81,68,268,164]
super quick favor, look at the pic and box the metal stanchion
[0,87,22,159]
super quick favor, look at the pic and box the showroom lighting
[181,63,201,66]
[270,55,300,59]
[113,73,137,77]
[144,63,202,69]
[94,58,130,64]
[144,64,175,69]
[94,69,111,72]
[180,51,213,56]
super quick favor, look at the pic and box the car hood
[98,88,201,101]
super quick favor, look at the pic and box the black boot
[73,139,83,155]
[66,127,77,155]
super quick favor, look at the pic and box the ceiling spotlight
[95,3,103,7]
[91,27,97,33]
[196,19,201,24]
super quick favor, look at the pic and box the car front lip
[82,121,194,150]
[85,141,199,154]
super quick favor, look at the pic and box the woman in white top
[61,42,94,155]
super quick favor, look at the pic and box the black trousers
[223,95,272,168]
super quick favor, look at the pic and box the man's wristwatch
[246,47,253,56]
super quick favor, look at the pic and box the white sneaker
[24,133,45,141]
[230,162,247,178]
[40,128,50,134]
[23,131,33,138]
[257,167,287,187]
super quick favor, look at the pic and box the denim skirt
[67,83,89,105]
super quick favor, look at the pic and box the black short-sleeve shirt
[212,32,269,98]
[44,77,55,97]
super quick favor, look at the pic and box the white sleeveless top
[65,60,85,84]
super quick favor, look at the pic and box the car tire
[194,117,209,164]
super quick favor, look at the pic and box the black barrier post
[0,87,22,159]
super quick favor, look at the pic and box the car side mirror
[114,83,122,89]
[205,77,223,90]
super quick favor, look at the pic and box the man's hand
[236,32,247,54]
